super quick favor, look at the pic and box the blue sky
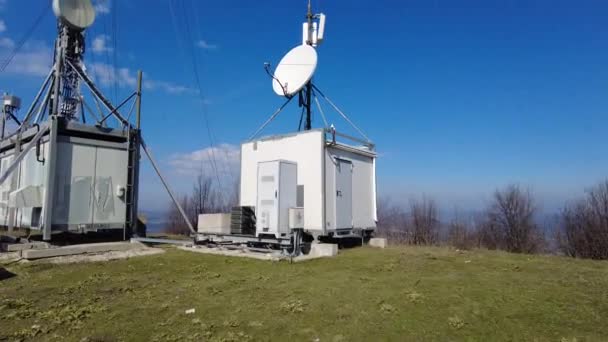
[0,0,607,214]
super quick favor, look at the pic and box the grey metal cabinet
[53,141,127,228]
[256,160,297,238]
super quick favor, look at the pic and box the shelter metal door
[335,158,352,229]
[92,147,127,225]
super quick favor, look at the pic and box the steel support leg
[41,117,58,241]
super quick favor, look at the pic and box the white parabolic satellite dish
[272,44,318,96]
[53,0,96,30]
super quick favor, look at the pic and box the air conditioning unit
[289,207,304,229]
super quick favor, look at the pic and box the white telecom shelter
[240,129,377,238]
[195,2,378,251]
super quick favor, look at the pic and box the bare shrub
[190,175,213,225]
[378,187,548,253]
[482,184,542,253]
[164,172,238,235]
[476,219,504,250]
[559,181,608,260]
[189,174,232,226]
[447,216,476,250]
[377,196,440,245]
[376,197,409,243]
[409,197,439,245]
[165,195,192,235]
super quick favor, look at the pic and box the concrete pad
[0,251,21,262]
[178,245,282,261]
[1,241,50,252]
[369,238,387,248]
[47,247,165,264]
[308,243,338,257]
[22,241,143,260]
[179,243,338,263]
[292,244,337,263]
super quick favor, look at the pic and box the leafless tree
[165,195,191,235]
[164,169,238,235]
[377,196,440,245]
[559,180,608,260]
[483,184,542,253]
[229,178,240,210]
[409,197,439,245]
[190,174,213,226]
[376,196,409,243]
[447,212,475,250]
[476,220,503,250]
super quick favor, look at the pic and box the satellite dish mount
[252,1,371,147]
[267,1,325,131]
[299,0,324,130]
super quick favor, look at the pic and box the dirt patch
[0,251,20,262]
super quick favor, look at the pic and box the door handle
[336,190,342,197]
[275,190,277,198]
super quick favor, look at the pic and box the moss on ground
[1,246,607,341]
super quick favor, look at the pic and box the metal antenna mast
[52,17,86,120]
[301,0,314,130]
[255,1,325,138]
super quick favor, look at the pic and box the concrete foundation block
[309,243,338,257]
[198,213,231,234]
[22,242,139,260]
[369,238,387,248]
[1,242,50,252]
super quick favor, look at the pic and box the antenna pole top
[302,1,326,47]
[307,0,313,19]
[305,0,313,46]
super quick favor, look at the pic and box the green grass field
[1,245,607,341]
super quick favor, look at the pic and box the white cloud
[88,62,196,95]
[196,40,217,50]
[0,34,191,97]
[144,78,196,95]
[88,62,136,88]
[169,144,240,180]
[0,20,6,33]
[91,34,112,54]
[1,40,52,77]
[0,36,13,48]
[93,0,110,14]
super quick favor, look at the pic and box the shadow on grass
[0,267,16,281]
[318,236,363,249]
